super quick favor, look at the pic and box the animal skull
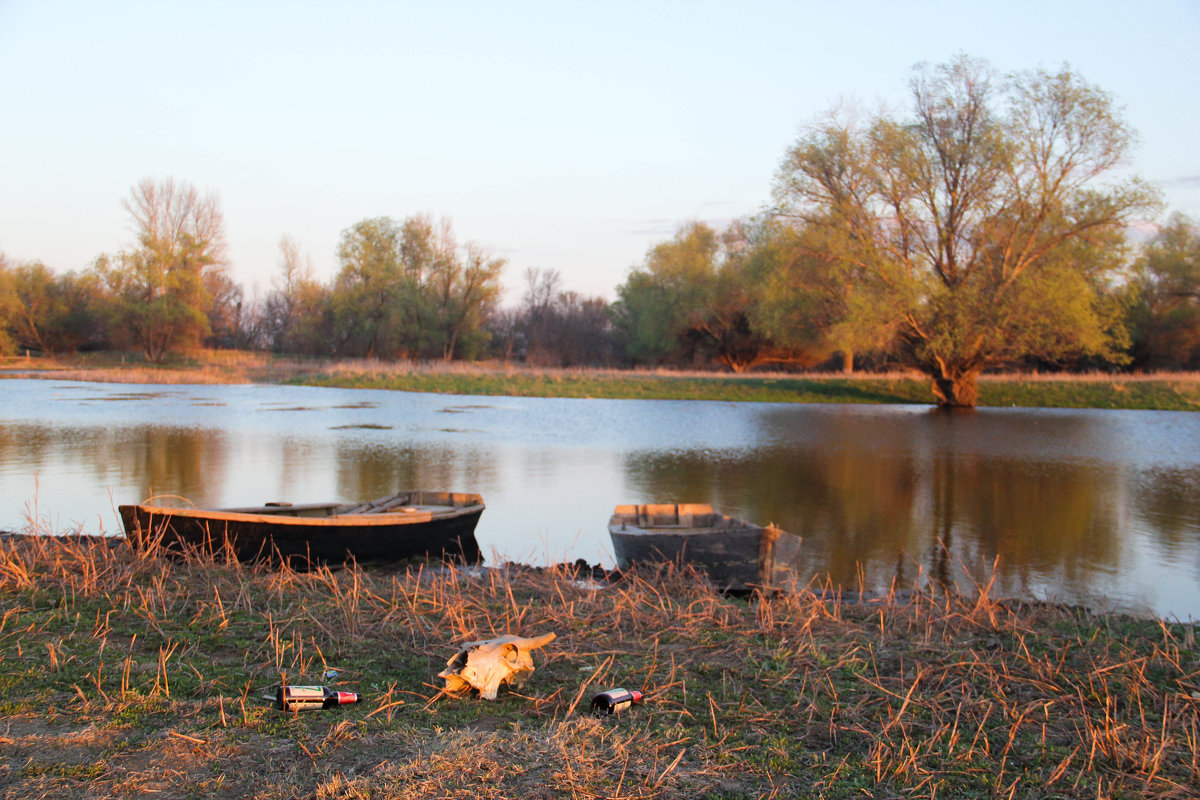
[438,632,556,700]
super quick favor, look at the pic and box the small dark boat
[608,503,802,592]
[119,490,484,566]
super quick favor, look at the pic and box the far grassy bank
[6,351,1200,410]
[299,366,1200,410]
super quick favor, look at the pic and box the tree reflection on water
[623,405,1197,615]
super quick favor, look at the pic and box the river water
[1,378,1198,620]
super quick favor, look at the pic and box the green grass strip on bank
[294,370,1200,411]
[295,371,929,404]
[977,377,1200,411]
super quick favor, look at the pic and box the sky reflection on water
[1,378,1198,620]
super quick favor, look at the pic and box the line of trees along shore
[3,57,1199,406]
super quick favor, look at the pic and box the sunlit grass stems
[2,534,1197,799]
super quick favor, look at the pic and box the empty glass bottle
[276,685,361,711]
[590,688,643,715]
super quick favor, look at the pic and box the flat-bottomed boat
[608,503,802,591]
[119,490,484,565]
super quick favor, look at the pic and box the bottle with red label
[590,688,643,715]
[276,685,361,711]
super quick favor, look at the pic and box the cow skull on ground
[438,632,557,700]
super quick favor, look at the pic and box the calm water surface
[2,378,1198,620]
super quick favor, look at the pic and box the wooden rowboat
[119,490,484,566]
[608,503,802,592]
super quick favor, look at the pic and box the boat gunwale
[120,498,485,528]
[607,520,763,536]
[608,505,766,538]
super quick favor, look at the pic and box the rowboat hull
[119,491,484,566]
[608,503,802,592]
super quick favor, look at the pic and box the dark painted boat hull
[119,491,484,566]
[609,503,802,592]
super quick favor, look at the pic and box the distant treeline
[3,58,1199,406]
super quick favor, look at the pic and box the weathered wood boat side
[608,503,802,591]
[119,490,484,565]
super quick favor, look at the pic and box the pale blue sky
[2,0,1198,303]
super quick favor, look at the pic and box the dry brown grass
[1,351,321,385]
[2,533,1198,798]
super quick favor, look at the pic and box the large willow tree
[773,56,1157,406]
